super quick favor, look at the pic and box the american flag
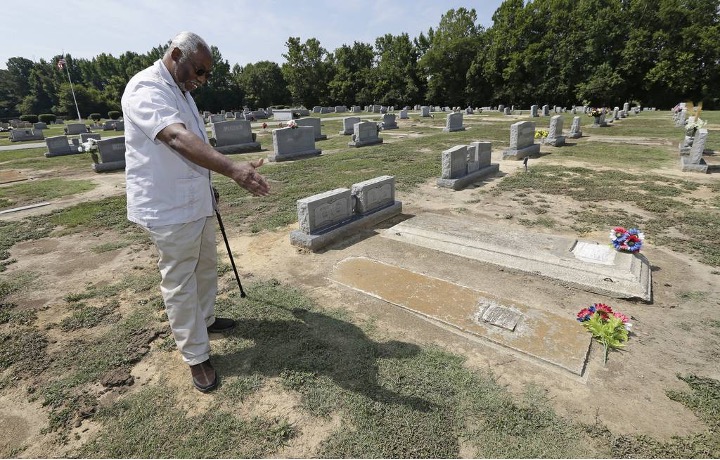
[57,58,66,70]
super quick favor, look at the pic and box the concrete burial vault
[331,257,592,376]
[382,213,652,302]
[327,213,653,376]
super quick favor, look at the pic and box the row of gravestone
[7,121,123,142]
[43,134,126,173]
[312,105,356,113]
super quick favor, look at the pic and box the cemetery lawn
[1,110,719,458]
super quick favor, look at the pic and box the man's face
[174,47,212,92]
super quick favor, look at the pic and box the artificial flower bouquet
[684,117,707,136]
[588,107,604,117]
[610,226,644,253]
[577,303,631,364]
[534,129,549,139]
[286,119,298,129]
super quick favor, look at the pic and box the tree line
[1,0,718,121]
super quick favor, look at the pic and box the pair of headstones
[45,135,88,157]
[9,128,44,142]
[290,175,402,251]
[437,141,499,190]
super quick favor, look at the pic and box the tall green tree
[1,58,34,117]
[418,8,484,106]
[18,59,61,116]
[373,33,422,106]
[477,0,528,105]
[6,57,35,104]
[573,0,627,105]
[281,37,333,107]
[637,0,720,107]
[236,60,289,108]
[328,41,375,106]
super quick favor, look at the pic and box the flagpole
[60,54,82,121]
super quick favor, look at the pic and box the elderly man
[122,31,270,392]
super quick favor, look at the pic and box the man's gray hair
[165,31,210,61]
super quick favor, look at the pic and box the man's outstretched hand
[234,158,270,196]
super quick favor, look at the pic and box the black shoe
[207,317,236,333]
[190,360,218,392]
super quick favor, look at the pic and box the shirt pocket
[176,175,207,218]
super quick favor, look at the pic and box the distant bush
[19,114,39,124]
[39,114,57,124]
[89,113,101,122]
[108,111,121,120]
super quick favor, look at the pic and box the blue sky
[2,0,505,70]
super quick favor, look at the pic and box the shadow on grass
[215,302,433,412]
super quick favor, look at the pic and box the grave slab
[382,213,652,301]
[330,257,591,376]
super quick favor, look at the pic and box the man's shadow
[215,304,433,412]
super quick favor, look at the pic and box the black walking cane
[215,209,247,298]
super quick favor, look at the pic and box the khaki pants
[147,216,217,365]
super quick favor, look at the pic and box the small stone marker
[680,128,708,173]
[381,113,398,130]
[567,116,582,139]
[502,121,541,160]
[442,112,465,132]
[545,115,565,146]
[474,299,522,331]
[270,126,321,161]
[348,121,383,147]
[340,116,361,135]
[93,137,126,172]
[572,241,616,265]
[295,117,327,140]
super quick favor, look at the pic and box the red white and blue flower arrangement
[610,226,644,253]
[577,303,631,364]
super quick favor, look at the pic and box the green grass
[78,385,295,458]
[57,279,719,458]
[0,178,96,209]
